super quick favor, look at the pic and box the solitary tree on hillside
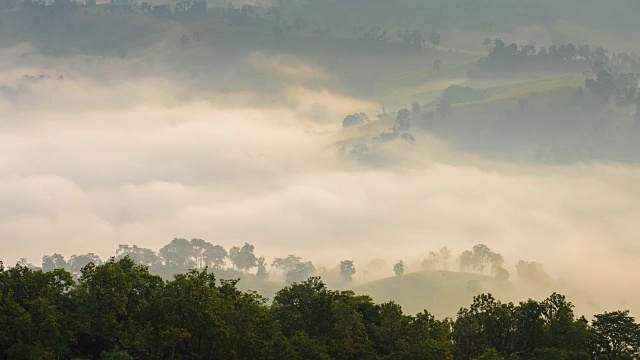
[393,260,405,276]
[256,256,269,280]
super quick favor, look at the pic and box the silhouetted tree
[339,260,355,283]
[393,260,404,276]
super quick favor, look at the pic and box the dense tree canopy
[1,258,638,359]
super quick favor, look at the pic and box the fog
[0,42,639,316]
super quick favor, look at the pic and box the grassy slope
[354,269,603,318]
[335,74,586,143]
[354,270,513,318]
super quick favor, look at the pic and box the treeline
[0,0,207,19]
[32,239,338,284]
[30,240,516,286]
[470,39,640,77]
[1,257,639,359]
[34,239,271,282]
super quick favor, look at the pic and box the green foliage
[531,348,569,360]
[591,310,640,359]
[0,260,637,359]
[474,348,505,360]
[469,41,599,77]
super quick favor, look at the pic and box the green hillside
[354,270,514,318]
[352,270,603,318]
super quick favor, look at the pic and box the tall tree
[339,260,356,283]
[159,238,196,273]
[229,243,258,272]
[393,260,404,276]
[592,310,640,359]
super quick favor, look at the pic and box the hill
[354,270,514,318]
[353,269,603,318]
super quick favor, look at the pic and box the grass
[354,270,515,317]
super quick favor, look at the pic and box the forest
[1,256,639,359]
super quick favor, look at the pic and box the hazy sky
[1,46,639,314]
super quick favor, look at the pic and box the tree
[459,244,504,275]
[471,244,492,272]
[272,255,315,284]
[159,238,195,273]
[42,253,67,272]
[67,253,102,278]
[436,99,452,117]
[339,260,356,283]
[342,112,369,128]
[422,252,441,270]
[256,256,269,280]
[229,243,258,272]
[401,133,416,144]
[73,257,163,357]
[460,251,474,272]
[428,32,441,46]
[433,59,442,70]
[203,244,227,269]
[453,307,482,359]
[272,277,335,338]
[375,302,410,354]
[494,267,510,281]
[393,260,404,276]
[513,299,545,354]
[516,260,550,285]
[286,262,315,284]
[585,62,615,100]
[483,37,493,51]
[541,293,579,350]
[439,246,452,270]
[474,348,505,359]
[592,310,640,359]
[392,108,411,132]
[350,144,369,161]
[189,238,210,270]
[180,34,190,45]
[578,44,591,60]
[116,245,158,266]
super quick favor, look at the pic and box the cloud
[0,48,639,316]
